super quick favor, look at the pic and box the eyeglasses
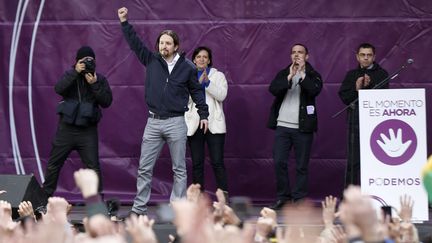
[358,53,374,58]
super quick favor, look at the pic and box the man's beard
[160,49,170,57]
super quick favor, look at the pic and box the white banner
[359,88,428,221]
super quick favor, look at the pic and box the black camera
[81,58,96,74]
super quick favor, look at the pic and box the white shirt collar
[165,53,180,74]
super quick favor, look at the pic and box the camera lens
[83,59,96,73]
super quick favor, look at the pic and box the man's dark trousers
[273,126,313,202]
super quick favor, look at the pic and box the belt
[148,113,170,120]
[148,113,185,120]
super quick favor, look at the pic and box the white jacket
[185,67,228,136]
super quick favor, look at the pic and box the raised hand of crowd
[0,182,423,243]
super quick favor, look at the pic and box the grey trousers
[132,116,187,214]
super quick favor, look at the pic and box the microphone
[391,58,414,79]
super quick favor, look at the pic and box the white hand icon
[376,128,412,157]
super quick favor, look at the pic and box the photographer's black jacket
[55,70,112,125]
[267,62,322,132]
[121,21,209,119]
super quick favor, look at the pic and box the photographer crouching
[42,46,113,199]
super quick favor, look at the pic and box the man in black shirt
[338,43,389,187]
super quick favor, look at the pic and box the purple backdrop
[1,0,432,203]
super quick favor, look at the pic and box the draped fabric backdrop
[1,0,431,203]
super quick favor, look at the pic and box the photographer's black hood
[76,46,95,61]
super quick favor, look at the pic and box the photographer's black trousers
[42,121,103,197]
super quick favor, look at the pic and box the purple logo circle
[370,119,417,166]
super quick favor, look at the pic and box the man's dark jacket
[267,62,322,132]
[121,21,208,119]
[338,62,389,106]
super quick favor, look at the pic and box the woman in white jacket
[185,46,229,195]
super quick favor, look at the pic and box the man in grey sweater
[267,43,323,210]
